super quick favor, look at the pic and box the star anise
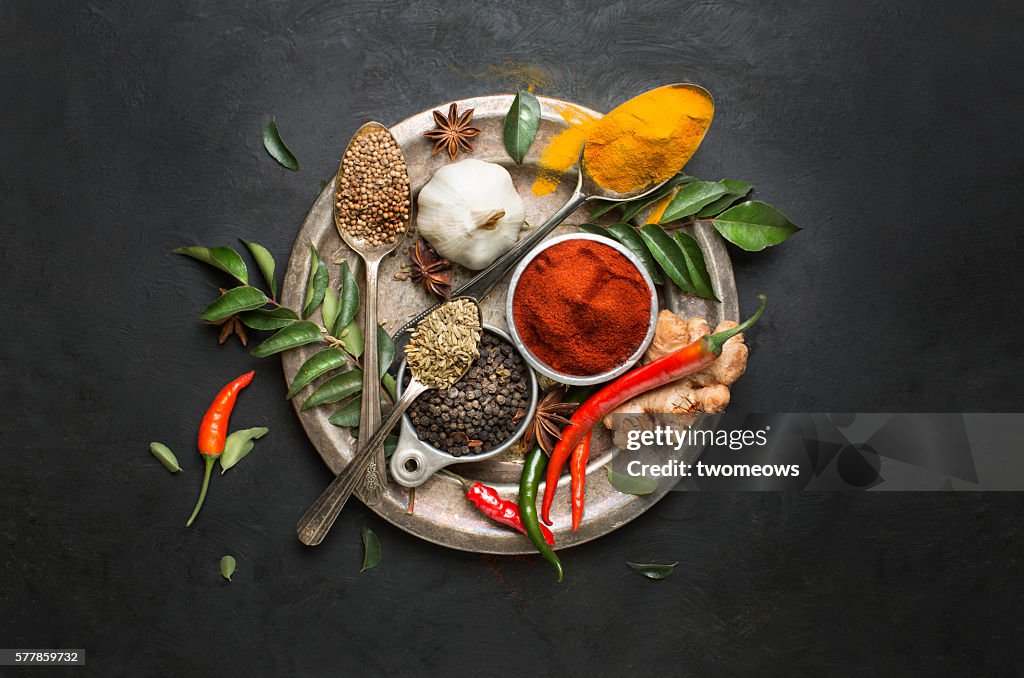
[422,103,481,160]
[205,288,249,346]
[522,387,579,456]
[409,238,452,299]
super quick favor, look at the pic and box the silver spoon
[297,298,483,546]
[333,122,412,506]
[387,84,713,361]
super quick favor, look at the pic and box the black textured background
[3,1,1023,676]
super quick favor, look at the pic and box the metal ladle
[387,83,714,361]
[333,122,411,506]
[296,298,483,546]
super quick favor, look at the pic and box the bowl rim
[504,232,659,386]
[395,324,539,461]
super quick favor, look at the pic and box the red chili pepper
[187,371,255,527]
[541,296,766,526]
[444,471,554,545]
[569,431,592,531]
[197,370,255,455]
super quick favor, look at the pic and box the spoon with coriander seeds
[297,298,484,546]
[333,121,412,506]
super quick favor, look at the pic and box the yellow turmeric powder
[532,103,601,196]
[532,85,714,196]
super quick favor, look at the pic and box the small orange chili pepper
[187,371,254,527]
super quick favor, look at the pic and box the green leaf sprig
[580,173,800,299]
[174,240,400,439]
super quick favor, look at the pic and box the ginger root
[603,310,748,428]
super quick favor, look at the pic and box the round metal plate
[281,94,738,554]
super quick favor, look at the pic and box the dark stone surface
[2,1,1023,675]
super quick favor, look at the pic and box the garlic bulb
[416,159,526,270]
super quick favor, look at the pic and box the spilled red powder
[512,239,651,376]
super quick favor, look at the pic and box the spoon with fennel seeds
[297,298,483,546]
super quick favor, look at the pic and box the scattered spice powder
[512,239,651,376]
[335,128,411,246]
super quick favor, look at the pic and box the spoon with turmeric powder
[389,83,714,360]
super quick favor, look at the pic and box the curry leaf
[696,179,751,218]
[287,348,349,399]
[328,393,392,428]
[333,261,360,336]
[659,181,733,224]
[607,467,658,495]
[263,119,299,171]
[503,89,542,164]
[219,427,269,474]
[620,174,696,222]
[607,223,664,285]
[377,325,395,379]
[638,225,696,295]
[712,201,801,252]
[238,307,298,330]
[303,243,329,318]
[251,320,323,358]
[200,286,268,322]
[339,320,364,358]
[220,555,236,581]
[360,526,381,572]
[328,396,363,427]
[172,246,248,284]
[384,435,399,458]
[588,200,620,219]
[382,373,397,400]
[302,369,364,410]
[149,442,181,473]
[322,288,340,334]
[626,561,678,580]
[673,231,717,301]
[240,239,278,298]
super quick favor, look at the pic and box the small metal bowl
[505,233,659,386]
[389,325,539,487]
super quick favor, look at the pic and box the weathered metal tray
[281,94,737,554]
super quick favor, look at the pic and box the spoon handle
[296,380,430,546]
[357,257,386,505]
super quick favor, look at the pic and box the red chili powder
[512,239,651,376]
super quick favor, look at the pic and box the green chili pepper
[519,444,563,582]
